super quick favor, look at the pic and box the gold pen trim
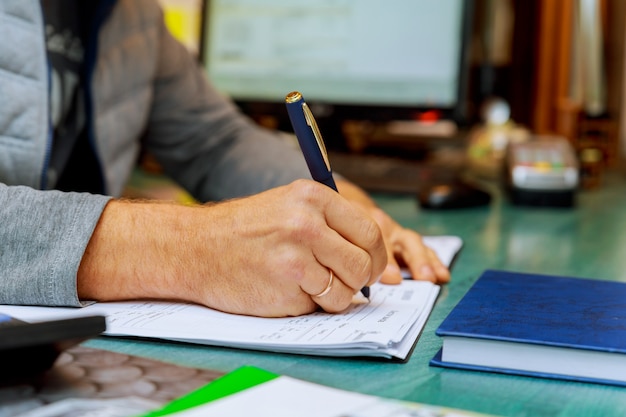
[285,91,302,103]
[302,103,331,171]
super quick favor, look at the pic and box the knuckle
[348,252,372,285]
[289,179,324,201]
[285,212,321,241]
[361,218,383,249]
[403,228,423,244]
[322,294,352,314]
[274,250,307,284]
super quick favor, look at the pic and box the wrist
[77,200,205,303]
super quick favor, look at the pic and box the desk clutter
[1,352,497,417]
[0,345,222,417]
[0,315,105,383]
[93,176,626,415]
[327,151,452,195]
[333,126,586,210]
[140,366,497,417]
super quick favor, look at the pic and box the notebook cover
[434,269,626,353]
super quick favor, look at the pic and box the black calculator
[0,313,106,382]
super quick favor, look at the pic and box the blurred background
[152,0,626,197]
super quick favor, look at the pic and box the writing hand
[77,180,385,317]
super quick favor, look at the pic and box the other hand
[336,179,450,285]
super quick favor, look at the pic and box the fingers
[310,229,379,292]
[292,241,364,313]
[392,230,451,284]
[380,262,403,285]
[287,180,386,293]
[313,269,335,298]
[320,194,387,287]
[367,207,450,285]
[298,263,363,313]
[311,270,359,313]
[378,229,403,284]
[426,247,451,283]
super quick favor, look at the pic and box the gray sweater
[0,0,311,306]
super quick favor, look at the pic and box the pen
[285,91,370,299]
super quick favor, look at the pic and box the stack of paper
[0,236,462,362]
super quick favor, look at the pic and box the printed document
[0,236,461,361]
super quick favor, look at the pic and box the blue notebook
[430,269,626,386]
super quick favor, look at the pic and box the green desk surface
[88,173,626,417]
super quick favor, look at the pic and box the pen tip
[361,287,370,299]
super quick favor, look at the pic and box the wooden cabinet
[530,0,623,169]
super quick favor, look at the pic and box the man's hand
[77,180,386,317]
[336,179,450,285]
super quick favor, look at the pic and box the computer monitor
[199,0,474,137]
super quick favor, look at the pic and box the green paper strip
[140,366,279,417]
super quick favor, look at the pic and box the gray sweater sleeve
[0,184,111,306]
[141,9,312,202]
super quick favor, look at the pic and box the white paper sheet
[171,375,490,417]
[0,235,461,360]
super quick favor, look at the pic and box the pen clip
[302,103,331,172]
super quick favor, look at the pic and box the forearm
[77,199,208,304]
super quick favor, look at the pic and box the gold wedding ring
[314,269,334,297]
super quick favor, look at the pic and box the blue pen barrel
[285,91,369,299]
[285,92,337,191]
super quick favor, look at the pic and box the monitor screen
[200,0,473,127]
